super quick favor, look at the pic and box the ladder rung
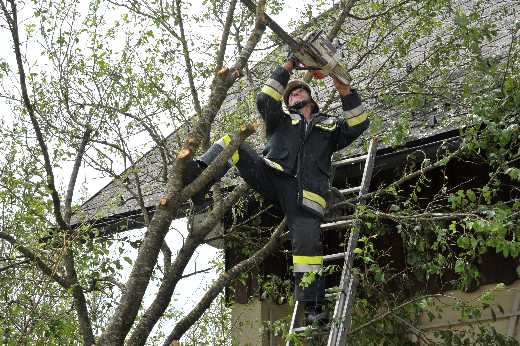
[323,252,347,262]
[326,286,341,294]
[292,326,330,334]
[325,292,340,299]
[340,186,361,194]
[332,154,368,167]
[320,220,353,230]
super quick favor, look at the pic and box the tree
[0,0,519,345]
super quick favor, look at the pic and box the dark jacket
[256,66,369,217]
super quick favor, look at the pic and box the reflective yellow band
[346,113,368,127]
[222,134,232,145]
[289,113,300,125]
[293,255,323,265]
[263,158,284,171]
[266,78,285,94]
[345,104,365,118]
[294,263,321,272]
[220,135,239,165]
[315,123,336,131]
[302,190,326,208]
[261,85,283,101]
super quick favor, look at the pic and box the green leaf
[505,167,520,181]
[455,259,466,273]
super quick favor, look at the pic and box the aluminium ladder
[286,137,379,346]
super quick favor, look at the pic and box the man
[184,56,369,323]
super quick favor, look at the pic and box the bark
[163,218,287,345]
[0,231,67,288]
[64,249,95,345]
[126,184,249,345]
[215,0,238,72]
[63,128,92,222]
[0,0,67,231]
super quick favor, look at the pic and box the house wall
[231,299,292,346]
[418,280,520,343]
[230,281,520,345]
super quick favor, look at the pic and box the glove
[285,46,300,65]
[311,70,326,80]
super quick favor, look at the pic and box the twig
[180,267,214,280]
[0,0,68,231]
[163,217,287,344]
[0,231,67,288]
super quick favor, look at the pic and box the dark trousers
[234,143,325,303]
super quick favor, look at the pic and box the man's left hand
[333,76,351,96]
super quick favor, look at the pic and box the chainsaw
[239,0,352,85]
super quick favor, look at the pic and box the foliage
[0,0,519,344]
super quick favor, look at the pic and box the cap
[283,80,317,109]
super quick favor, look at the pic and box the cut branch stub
[160,197,168,206]
[217,67,229,77]
[240,122,257,137]
[187,136,200,147]
[232,68,243,78]
[176,148,192,160]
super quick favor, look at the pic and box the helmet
[283,80,318,109]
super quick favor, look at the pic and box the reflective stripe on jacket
[256,66,369,217]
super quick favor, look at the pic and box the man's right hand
[283,59,295,73]
[284,48,299,73]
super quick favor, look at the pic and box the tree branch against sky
[0,0,519,345]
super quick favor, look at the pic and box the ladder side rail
[359,138,378,196]
[327,259,351,345]
[286,301,301,346]
[337,137,378,284]
[336,276,359,346]
[337,138,379,344]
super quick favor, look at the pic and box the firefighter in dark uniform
[184,57,369,322]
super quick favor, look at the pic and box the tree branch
[161,241,172,275]
[180,266,214,280]
[348,293,453,336]
[163,217,287,344]
[63,249,95,345]
[99,2,265,342]
[175,0,202,117]
[63,128,92,223]
[215,0,238,72]
[126,183,249,346]
[0,231,67,288]
[1,0,68,231]
[334,146,463,209]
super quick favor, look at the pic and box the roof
[73,0,518,230]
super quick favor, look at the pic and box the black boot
[304,302,330,327]
[183,137,234,207]
[182,159,210,207]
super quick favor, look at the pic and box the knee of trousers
[289,213,322,259]
[198,134,240,167]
